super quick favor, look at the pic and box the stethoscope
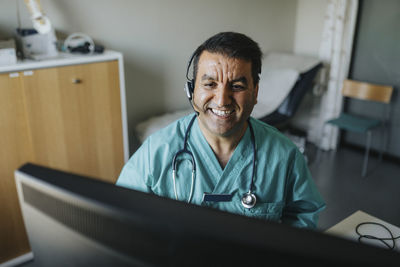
[172,115,257,209]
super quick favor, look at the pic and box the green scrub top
[117,114,325,229]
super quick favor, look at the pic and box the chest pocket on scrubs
[244,201,284,222]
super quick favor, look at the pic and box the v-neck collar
[190,118,253,194]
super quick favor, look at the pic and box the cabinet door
[22,60,125,182]
[0,72,32,262]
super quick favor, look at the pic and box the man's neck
[198,120,248,169]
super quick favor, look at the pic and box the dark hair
[191,32,263,86]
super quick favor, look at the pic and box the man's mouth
[210,108,235,117]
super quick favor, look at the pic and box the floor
[305,144,400,231]
[16,144,400,266]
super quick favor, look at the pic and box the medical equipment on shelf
[0,39,17,66]
[23,0,52,34]
[61,33,105,54]
[63,33,95,54]
[16,28,58,60]
[172,115,258,209]
[16,0,58,60]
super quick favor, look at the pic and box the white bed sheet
[251,52,320,119]
[135,109,193,143]
[251,68,299,119]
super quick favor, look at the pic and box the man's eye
[203,82,216,88]
[232,84,245,91]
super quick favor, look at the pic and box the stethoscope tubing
[172,115,197,203]
[172,115,256,208]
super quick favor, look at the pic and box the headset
[64,33,95,54]
[184,48,201,104]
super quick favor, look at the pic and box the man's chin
[200,119,247,139]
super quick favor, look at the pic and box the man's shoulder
[250,117,298,151]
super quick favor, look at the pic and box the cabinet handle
[72,78,82,84]
[24,71,34,76]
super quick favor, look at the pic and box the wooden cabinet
[0,71,34,263]
[0,52,129,264]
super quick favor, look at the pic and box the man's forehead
[197,51,252,74]
[199,51,249,64]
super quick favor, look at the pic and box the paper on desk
[325,210,400,251]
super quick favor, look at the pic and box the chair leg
[378,127,383,162]
[379,123,387,162]
[362,131,372,177]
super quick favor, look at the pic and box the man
[117,32,325,229]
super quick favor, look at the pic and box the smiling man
[192,51,258,168]
[117,32,325,229]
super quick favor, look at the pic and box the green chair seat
[327,113,381,133]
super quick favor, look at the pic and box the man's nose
[214,85,232,107]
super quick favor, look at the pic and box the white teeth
[211,109,233,116]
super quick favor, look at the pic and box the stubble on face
[192,51,258,142]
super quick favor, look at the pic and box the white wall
[0,0,299,151]
[291,0,328,131]
[293,0,327,57]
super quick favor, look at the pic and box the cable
[355,221,400,250]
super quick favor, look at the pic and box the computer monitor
[15,163,400,266]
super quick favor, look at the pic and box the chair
[323,79,393,177]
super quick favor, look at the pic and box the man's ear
[191,87,201,116]
[254,83,259,105]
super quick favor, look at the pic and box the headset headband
[186,47,203,82]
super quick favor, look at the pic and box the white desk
[325,210,400,251]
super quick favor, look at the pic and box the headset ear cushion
[184,80,194,101]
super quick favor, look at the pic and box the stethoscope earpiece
[241,191,257,209]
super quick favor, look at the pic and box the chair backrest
[342,79,393,103]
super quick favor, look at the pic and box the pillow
[252,68,299,119]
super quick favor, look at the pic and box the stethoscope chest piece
[241,191,256,209]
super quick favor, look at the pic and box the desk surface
[0,50,122,73]
[325,210,400,251]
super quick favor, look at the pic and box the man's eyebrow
[201,74,216,81]
[200,75,249,85]
[231,76,248,85]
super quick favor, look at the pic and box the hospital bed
[135,52,322,146]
